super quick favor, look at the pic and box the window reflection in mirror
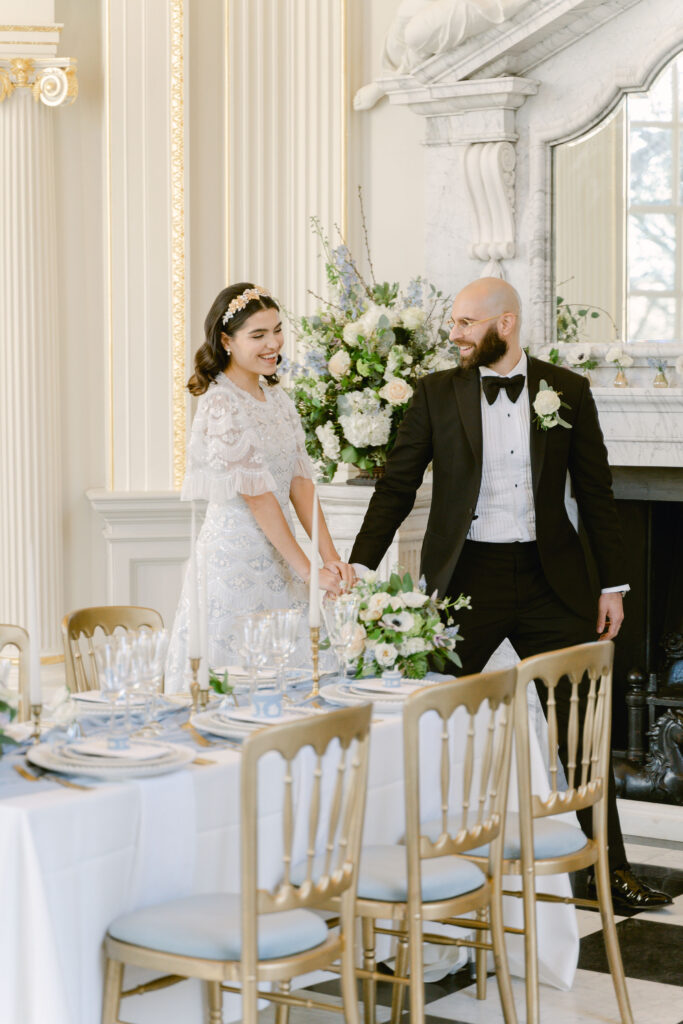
[553,51,683,343]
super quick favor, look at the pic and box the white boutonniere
[533,380,571,431]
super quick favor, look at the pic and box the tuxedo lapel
[527,356,547,499]
[452,369,483,468]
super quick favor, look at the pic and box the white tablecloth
[0,706,578,1024]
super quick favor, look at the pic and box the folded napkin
[69,737,166,761]
[220,706,307,727]
[350,678,427,698]
[71,690,146,708]
[3,721,34,744]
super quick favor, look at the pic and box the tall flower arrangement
[289,213,455,481]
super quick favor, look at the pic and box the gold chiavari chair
[0,624,30,722]
[62,606,164,692]
[466,641,633,1024]
[310,669,518,1024]
[101,703,372,1024]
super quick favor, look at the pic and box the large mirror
[553,51,683,344]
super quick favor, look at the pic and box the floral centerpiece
[289,211,455,481]
[351,570,470,679]
[0,684,19,756]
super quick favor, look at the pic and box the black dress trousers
[447,539,626,870]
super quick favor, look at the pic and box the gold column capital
[0,56,77,106]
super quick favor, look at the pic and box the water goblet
[269,609,301,697]
[94,637,131,748]
[134,627,169,733]
[234,613,271,713]
[322,591,362,685]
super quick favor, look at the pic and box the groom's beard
[458,324,508,370]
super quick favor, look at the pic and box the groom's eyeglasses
[448,312,517,332]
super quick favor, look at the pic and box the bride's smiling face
[223,308,283,378]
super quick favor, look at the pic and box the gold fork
[181,720,218,747]
[14,763,93,791]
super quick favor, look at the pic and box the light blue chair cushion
[292,847,486,904]
[108,893,329,962]
[419,812,588,860]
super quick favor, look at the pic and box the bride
[164,283,353,692]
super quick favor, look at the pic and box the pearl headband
[221,286,271,326]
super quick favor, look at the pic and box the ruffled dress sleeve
[278,388,313,480]
[181,383,277,502]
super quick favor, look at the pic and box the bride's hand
[323,560,356,591]
[319,567,342,596]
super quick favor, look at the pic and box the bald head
[449,277,523,374]
[454,277,521,319]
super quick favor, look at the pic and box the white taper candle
[26,541,41,704]
[188,502,200,659]
[198,540,209,689]
[309,483,320,627]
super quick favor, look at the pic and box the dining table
[0,677,580,1024]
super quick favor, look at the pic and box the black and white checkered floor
[260,836,683,1023]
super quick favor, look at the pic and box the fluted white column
[0,41,77,654]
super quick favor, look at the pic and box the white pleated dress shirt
[467,352,627,594]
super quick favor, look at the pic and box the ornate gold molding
[0,24,62,32]
[170,0,186,489]
[0,56,77,105]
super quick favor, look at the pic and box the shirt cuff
[600,585,630,594]
[352,563,370,578]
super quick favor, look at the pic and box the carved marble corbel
[464,140,516,279]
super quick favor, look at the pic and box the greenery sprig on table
[0,693,19,756]
[288,199,456,481]
[351,570,470,679]
[209,670,234,697]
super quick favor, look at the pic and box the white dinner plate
[27,740,195,780]
[319,681,405,713]
[211,667,311,693]
[348,678,428,699]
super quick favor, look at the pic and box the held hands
[322,560,357,592]
[597,592,624,640]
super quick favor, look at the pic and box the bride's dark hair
[187,283,281,396]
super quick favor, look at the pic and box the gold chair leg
[274,980,290,1024]
[339,902,361,1024]
[521,868,540,1024]
[390,926,409,1024]
[475,908,488,1000]
[101,958,124,1024]
[407,909,425,1024]
[361,918,377,1024]
[241,975,259,1024]
[207,980,223,1024]
[594,849,634,1024]
[489,881,518,1024]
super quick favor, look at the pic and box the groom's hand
[597,593,624,640]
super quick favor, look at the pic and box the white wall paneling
[226,0,345,322]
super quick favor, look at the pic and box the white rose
[328,349,351,379]
[375,642,398,667]
[402,591,429,608]
[400,306,426,331]
[620,353,634,368]
[347,623,367,659]
[343,320,364,346]
[361,592,393,621]
[533,389,561,417]
[315,422,341,462]
[605,345,623,364]
[379,378,413,406]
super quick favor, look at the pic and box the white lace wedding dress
[165,374,313,693]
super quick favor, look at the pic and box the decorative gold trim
[105,0,114,490]
[170,0,187,489]
[0,57,78,106]
[0,24,62,32]
[340,0,348,239]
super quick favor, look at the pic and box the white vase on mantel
[296,478,433,581]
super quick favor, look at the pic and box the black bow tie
[481,374,525,406]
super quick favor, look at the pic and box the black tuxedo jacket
[349,357,625,617]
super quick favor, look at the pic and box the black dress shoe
[588,865,673,910]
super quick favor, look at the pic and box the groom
[350,276,671,909]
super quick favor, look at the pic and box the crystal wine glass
[134,627,170,733]
[269,609,301,697]
[322,591,362,684]
[234,613,272,711]
[94,636,131,748]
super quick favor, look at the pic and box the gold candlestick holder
[31,702,43,743]
[198,686,210,710]
[304,625,321,700]
[189,656,201,713]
